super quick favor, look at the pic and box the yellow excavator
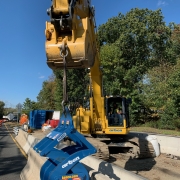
[44,0,155,158]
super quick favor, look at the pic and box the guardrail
[13,127,19,135]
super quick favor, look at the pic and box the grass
[131,126,180,136]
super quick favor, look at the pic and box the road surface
[0,122,26,180]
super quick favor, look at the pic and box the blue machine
[33,107,97,180]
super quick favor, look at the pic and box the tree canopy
[97,8,176,125]
[98,8,174,96]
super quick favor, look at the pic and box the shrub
[173,119,180,131]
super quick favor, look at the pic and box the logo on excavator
[62,174,79,179]
[109,129,122,132]
[62,156,80,168]
[57,132,67,142]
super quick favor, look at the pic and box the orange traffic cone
[0,120,2,127]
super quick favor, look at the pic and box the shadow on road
[98,161,120,180]
[124,156,156,174]
[124,132,157,174]
[0,156,26,176]
[0,123,27,177]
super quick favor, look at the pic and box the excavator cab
[106,97,131,128]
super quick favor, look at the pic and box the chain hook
[60,41,68,58]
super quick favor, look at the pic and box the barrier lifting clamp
[33,107,97,180]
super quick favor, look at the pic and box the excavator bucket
[33,107,96,180]
[45,0,97,70]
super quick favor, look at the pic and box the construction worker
[116,108,123,125]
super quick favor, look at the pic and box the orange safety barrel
[0,120,3,126]
[20,114,28,125]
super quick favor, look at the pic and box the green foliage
[171,25,180,59]
[36,75,56,110]
[98,8,174,124]
[67,69,89,100]
[140,121,159,129]
[53,68,88,111]
[158,100,177,129]
[173,119,180,131]
[161,58,180,130]
[3,107,16,116]
[22,98,38,115]
[53,70,63,111]
[141,58,180,129]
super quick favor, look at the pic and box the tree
[140,25,180,128]
[36,75,56,110]
[22,98,38,115]
[165,58,180,129]
[0,101,5,118]
[98,8,175,124]
[171,24,180,59]
[53,70,63,110]
[53,68,89,111]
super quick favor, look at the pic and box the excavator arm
[43,0,156,161]
[45,0,104,129]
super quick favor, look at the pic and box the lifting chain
[59,44,68,113]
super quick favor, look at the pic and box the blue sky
[0,0,179,108]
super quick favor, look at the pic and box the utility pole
[16,103,22,124]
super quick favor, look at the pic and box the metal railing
[13,127,19,135]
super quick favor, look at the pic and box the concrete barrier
[15,129,28,148]
[20,148,46,180]
[15,129,40,154]
[81,156,147,180]
[156,135,180,156]
[21,147,147,180]
[17,130,147,180]
[21,148,113,180]
[129,132,180,156]
[23,135,40,154]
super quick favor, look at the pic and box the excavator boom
[44,0,156,159]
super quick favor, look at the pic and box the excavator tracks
[128,137,155,158]
[64,135,156,160]
[85,136,156,160]
[86,137,109,160]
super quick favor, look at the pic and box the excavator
[44,0,155,159]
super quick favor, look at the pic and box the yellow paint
[62,174,79,179]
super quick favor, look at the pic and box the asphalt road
[0,122,27,180]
